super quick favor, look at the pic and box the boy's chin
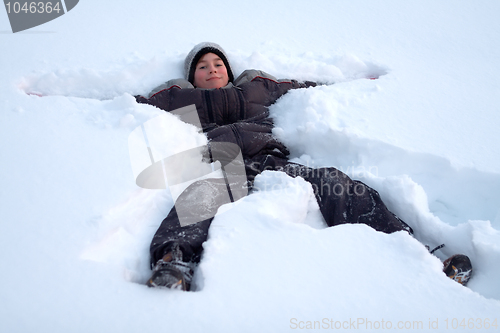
[202,83,225,89]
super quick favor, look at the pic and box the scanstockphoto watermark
[250,162,377,198]
[290,317,499,330]
[3,0,79,33]
[290,318,425,330]
[253,171,370,198]
[260,159,379,180]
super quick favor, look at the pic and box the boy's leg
[150,177,234,267]
[283,164,476,286]
[282,163,412,234]
[149,206,213,267]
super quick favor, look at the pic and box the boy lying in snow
[135,42,472,291]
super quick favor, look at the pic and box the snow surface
[1,0,500,332]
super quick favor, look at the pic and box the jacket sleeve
[135,81,217,130]
[235,69,317,90]
[134,79,195,110]
[146,79,194,98]
[236,70,317,112]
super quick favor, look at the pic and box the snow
[1,0,500,332]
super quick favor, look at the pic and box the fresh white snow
[1,1,500,332]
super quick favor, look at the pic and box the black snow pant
[149,163,412,267]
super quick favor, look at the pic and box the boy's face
[193,52,229,89]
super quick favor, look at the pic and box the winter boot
[443,254,472,286]
[147,244,194,291]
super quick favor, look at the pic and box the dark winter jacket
[135,70,316,181]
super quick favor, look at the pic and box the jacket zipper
[204,90,215,124]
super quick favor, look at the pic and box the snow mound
[20,53,387,99]
[2,1,500,331]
